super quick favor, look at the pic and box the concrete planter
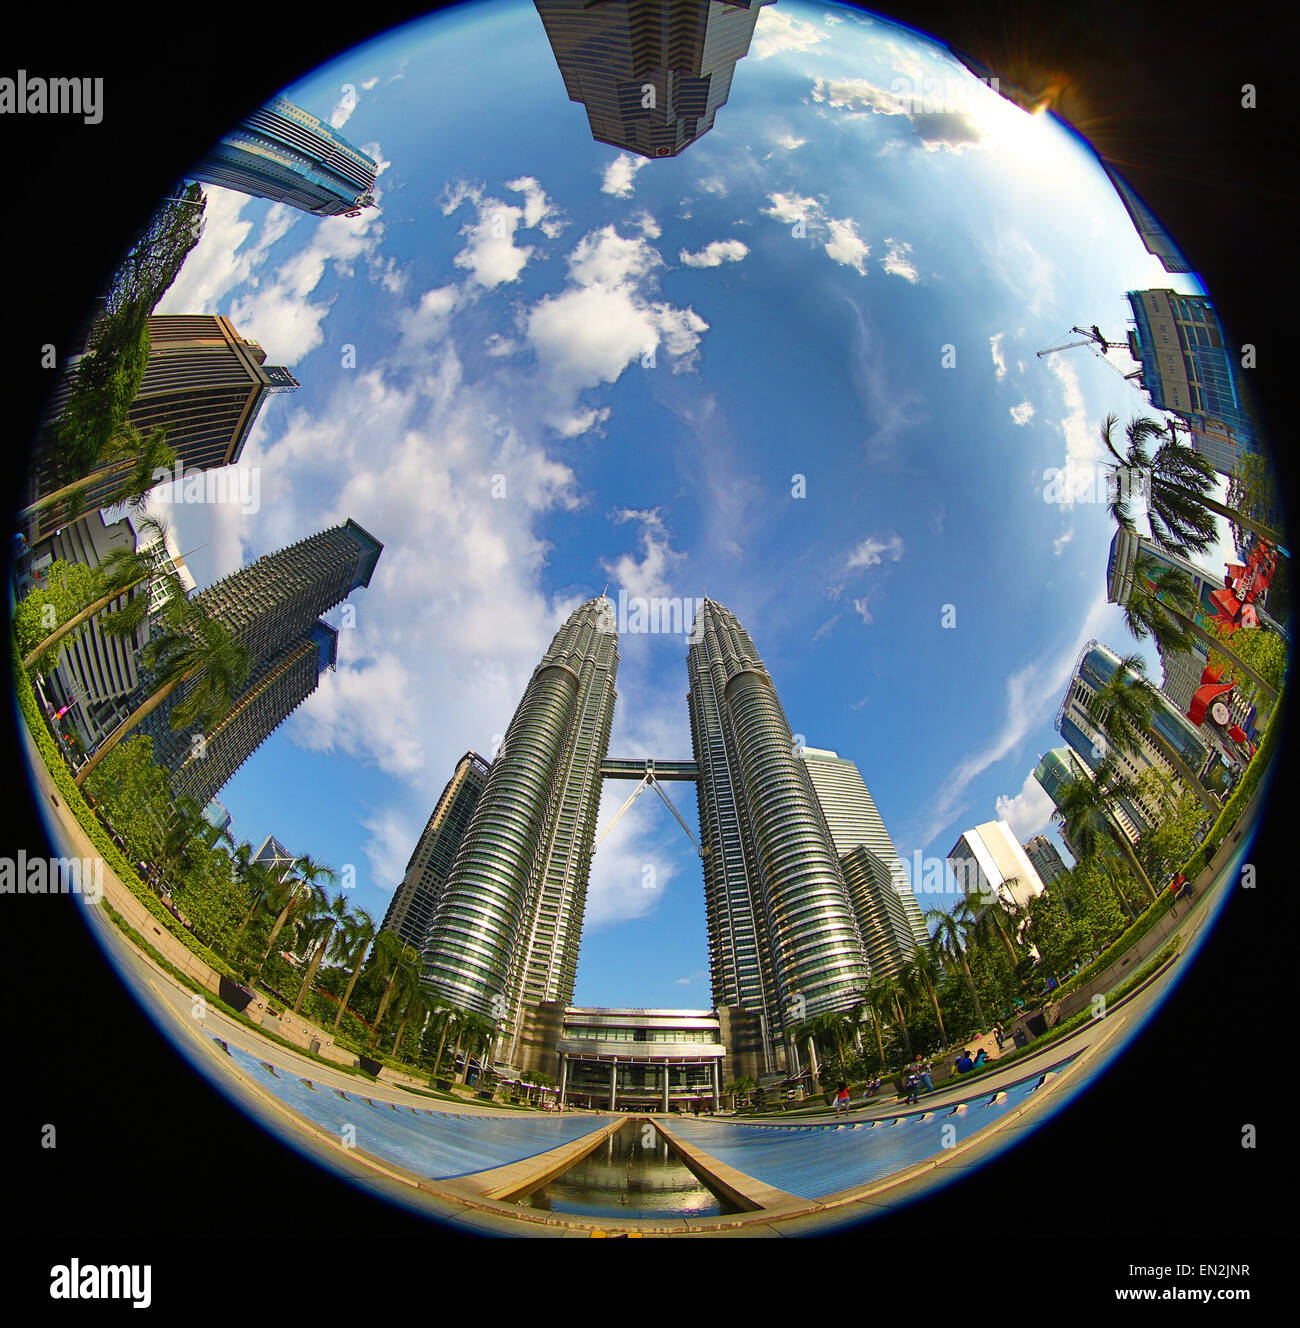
[218,976,257,1012]
[358,1055,383,1076]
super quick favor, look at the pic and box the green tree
[330,908,378,1032]
[256,855,336,974]
[13,561,103,672]
[80,735,171,865]
[291,892,356,1015]
[73,602,249,786]
[1116,548,1278,703]
[1053,759,1157,904]
[1084,652,1221,816]
[366,931,421,1045]
[1103,412,1284,549]
[927,906,986,1031]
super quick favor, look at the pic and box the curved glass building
[687,599,869,1071]
[421,597,618,1039]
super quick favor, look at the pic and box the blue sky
[148,0,1226,1007]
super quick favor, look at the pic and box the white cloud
[1053,528,1075,556]
[524,226,709,427]
[631,210,661,239]
[824,218,870,274]
[601,507,686,602]
[360,76,378,91]
[847,532,904,569]
[504,175,566,239]
[762,191,820,226]
[774,131,807,151]
[329,85,359,128]
[812,615,840,643]
[753,9,829,59]
[360,806,419,892]
[990,332,1008,383]
[1044,353,1105,506]
[601,153,648,199]
[852,596,873,625]
[698,176,728,197]
[678,238,749,268]
[450,193,535,289]
[1011,400,1036,426]
[996,772,1059,843]
[880,237,920,282]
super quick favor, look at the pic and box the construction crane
[1037,325,1144,383]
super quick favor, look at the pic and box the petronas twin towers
[421,595,874,1069]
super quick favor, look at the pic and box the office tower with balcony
[1056,639,1215,836]
[1033,745,1140,851]
[253,834,300,882]
[27,315,298,542]
[421,597,619,1051]
[800,745,930,956]
[138,519,382,800]
[16,511,196,751]
[162,623,338,809]
[688,599,869,1072]
[382,751,492,952]
[534,0,774,160]
[186,94,378,217]
[1022,834,1068,887]
[947,821,1047,914]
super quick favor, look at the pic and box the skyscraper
[1126,288,1266,482]
[838,843,918,982]
[28,315,298,542]
[947,821,1046,914]
[800,745,929,954]
[138,520,382,799]
[688,599,869,1070]
[382,751,492,952]
[162,623,338,808]
[533,0,774,160]
[186,94,378,217]
[1033,745,1141,850]
[421,597,619,1048]
[1022,834,1068,887]
[1056,638,1215,834]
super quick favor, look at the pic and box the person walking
[911,1053,934,1096]
[833,1081,851,1115]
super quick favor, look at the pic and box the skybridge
[595,758,704,855]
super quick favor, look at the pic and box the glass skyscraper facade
[1126,288,1263,478]
[533,0,773,159]
[421,597,619,1047]
[687,599,869,1069]
[382,751,491,952]
[138,520,382,801]
[800,745,929,955]
[187,94,378,217]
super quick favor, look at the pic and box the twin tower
[420,595,883,1070]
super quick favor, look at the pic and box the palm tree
[1102,412,1284,549]
[256,855,336,975]
[1117,547,1278,703]
[329,908,377,1032]
[877,975,911,1059]
[1054,759,1158,903]
[855,980,891,1070]
[429,1006,460,1081]
[19,515,190,671]
[902,948,949,1045]
[807,1009,852,1071]
[291,892,356,1014]
[20,424,177,530]
[73,602,248,786]
[367,931,421,1044]
[1085,651,1221,815]
[927,906,986,1031]
[390,982,438,1057]
[956,888,1020,967]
